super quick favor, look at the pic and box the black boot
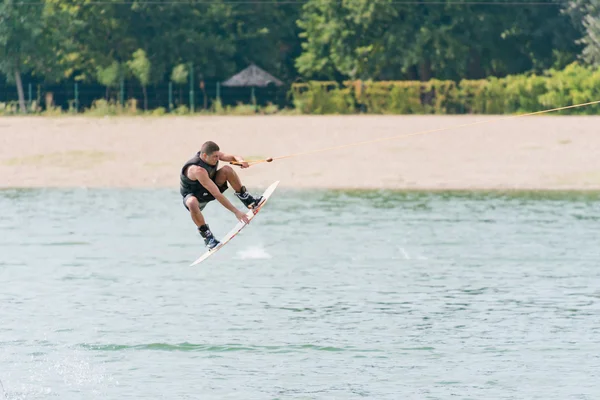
[198,225,220,250]
[235,186,263,209]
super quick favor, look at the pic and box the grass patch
[3,150,114,168]
[551,170,600,186]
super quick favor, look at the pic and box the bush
[290,62,600,115]
[173,105,189,115]
[152,107,167,116]
[361,81,424,114]
[539,63,600,115]
[0,102,19,115]
[291,82,355,114]
[84,99,120,116]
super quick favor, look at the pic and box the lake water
[1,188,600,399]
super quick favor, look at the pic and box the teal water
[1,188,600,399]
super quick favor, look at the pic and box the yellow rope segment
[229,100,600,167]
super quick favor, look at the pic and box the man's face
[202,151,220,166]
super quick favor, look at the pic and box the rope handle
[230,157,273,167]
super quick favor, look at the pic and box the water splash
[1,347,117,399]
[0,377,8,399]
[235,246,272,260]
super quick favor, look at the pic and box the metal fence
[0,80,292,113]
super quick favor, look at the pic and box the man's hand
[230,160,250,168]
[232,155,249,168]
[235,210,250,224]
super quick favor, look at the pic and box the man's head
[199,141,220,165]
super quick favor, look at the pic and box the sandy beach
[1,115,600,191]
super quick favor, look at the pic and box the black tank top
[180,153,219,196]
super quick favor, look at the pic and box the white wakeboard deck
[190,180,280,266]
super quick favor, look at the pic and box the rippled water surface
[1,188,600,399]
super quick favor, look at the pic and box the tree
[45,0,137,82]
[171,64,188,106]
[295,0,395,80]
[228,0,302,82]
[126,1,237,81]
[577,0,600,65]
[0,0,64,112]
[127,49,151,111]
[295,0,582,81]
[96,61,122,100]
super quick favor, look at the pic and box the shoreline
[3,186,600,194]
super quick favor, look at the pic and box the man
[180,141,264,249]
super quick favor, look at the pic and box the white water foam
[235,246,272,260]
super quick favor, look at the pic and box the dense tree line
[1,0,599,112]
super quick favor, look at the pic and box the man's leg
[184,195,207,227]
[215,166,263,209]
[184,195,220,249]
[214,165,242,192]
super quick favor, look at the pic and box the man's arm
[219,152,249,168]
[191,166,239,214]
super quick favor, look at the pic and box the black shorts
[182,182,229,211]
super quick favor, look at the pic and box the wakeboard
[189,180,280,266]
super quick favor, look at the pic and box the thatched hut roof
[222,63,283,87]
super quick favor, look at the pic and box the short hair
[200,141,220,156]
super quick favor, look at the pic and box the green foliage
[173,105,190,115]
[539,63,600,114]
[85,99,124,116]
[578,0,600,66]
[152,107,167,116]
[96,62,121,88]
[502,74,546,113]
[127,49,151,110]
[171,64,189,85]
[0,0,57,79]
[0,101,19,115]
[291,62,600,115]
[1,0,597,116]
[296,0,581,81]
[423,80,461,114]
[226,104,257,115]
[361,81,423,114]
[127,49,151,87]
[212,98,225,114]
[0,0,69,111]
[292,82,355,114]
[296,0,399,80]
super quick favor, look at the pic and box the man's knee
[220,165,234,177]
[215,165,234,186]
[185,195,200,210]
